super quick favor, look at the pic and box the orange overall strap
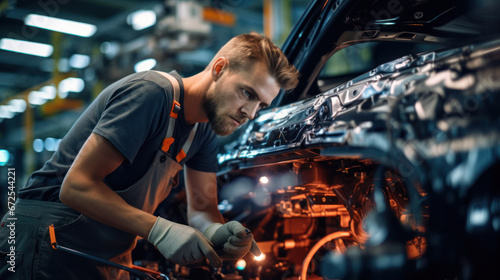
[158,72,181,154]
[176,123,198,163]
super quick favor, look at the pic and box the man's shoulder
[108,71,172,91]
[137,70,180,91]
[102,71,171,102]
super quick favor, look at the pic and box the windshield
[317,41,444,92]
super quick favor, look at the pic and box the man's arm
[184,166,224,233]
[59,132,157,238]
[60,133,222,266]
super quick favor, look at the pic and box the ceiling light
[59,77,85,98]
[33,139,44,153]
[127,10,156,31]
[0,150,10,166]
[0,38,53,57]
[28,91,48,105]
[40,85,57,100]
[0,106,15,119]
[27,86,56,105]
[25,14,97,37]
[69,54,91,69]
[6,99,27,113]
[44,137,58,152]
[134,58,156,73]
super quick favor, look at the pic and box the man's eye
[242,89,251,98]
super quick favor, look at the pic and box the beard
[202,84,243,136]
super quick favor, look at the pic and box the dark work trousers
[0,199,135,279]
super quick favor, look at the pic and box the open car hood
[218,37,500,187]
[218,0,500,172]
[278,0,500,104]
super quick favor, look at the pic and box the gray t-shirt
[19,71,218,202]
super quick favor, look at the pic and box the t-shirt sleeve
[185,125,219,173]
[93,79,168,163]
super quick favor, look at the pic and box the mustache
[231,115,247,124]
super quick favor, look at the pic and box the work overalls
[0,73,198,279]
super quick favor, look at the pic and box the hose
[300,231,351,280]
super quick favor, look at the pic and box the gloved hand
[148,217,222,268]
[204,221,261,260]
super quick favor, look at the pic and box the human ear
[211,57,229,81]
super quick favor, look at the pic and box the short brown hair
[207,32,299,91]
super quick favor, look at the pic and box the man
[0,32,299,279]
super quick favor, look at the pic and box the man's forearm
[188,207,224,233]
[184,166,224,233]
[60,175,157,239]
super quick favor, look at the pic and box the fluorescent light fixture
[28,91,48,105]
[134,58,156,72]
[44,137,58,152]
[7,99,27,113]
[0,150,9,166]
[59,77,85,98]
[127,10,156,31]
[0,106,15,119]
[28,85,57,105]
[33,139,44,153]
[25,14,97,37]
[69,54,91,69]
[0,38,53,57]
[40,85,57,100]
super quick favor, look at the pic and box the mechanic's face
[203,62,280,136]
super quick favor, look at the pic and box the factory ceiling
[0,0,268,96]
[0,0,293,146]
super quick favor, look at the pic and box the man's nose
[241,102,260,120]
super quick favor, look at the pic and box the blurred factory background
[0,0,309,209]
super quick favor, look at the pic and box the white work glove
[148,217,222,268]
[204,221,261,260]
